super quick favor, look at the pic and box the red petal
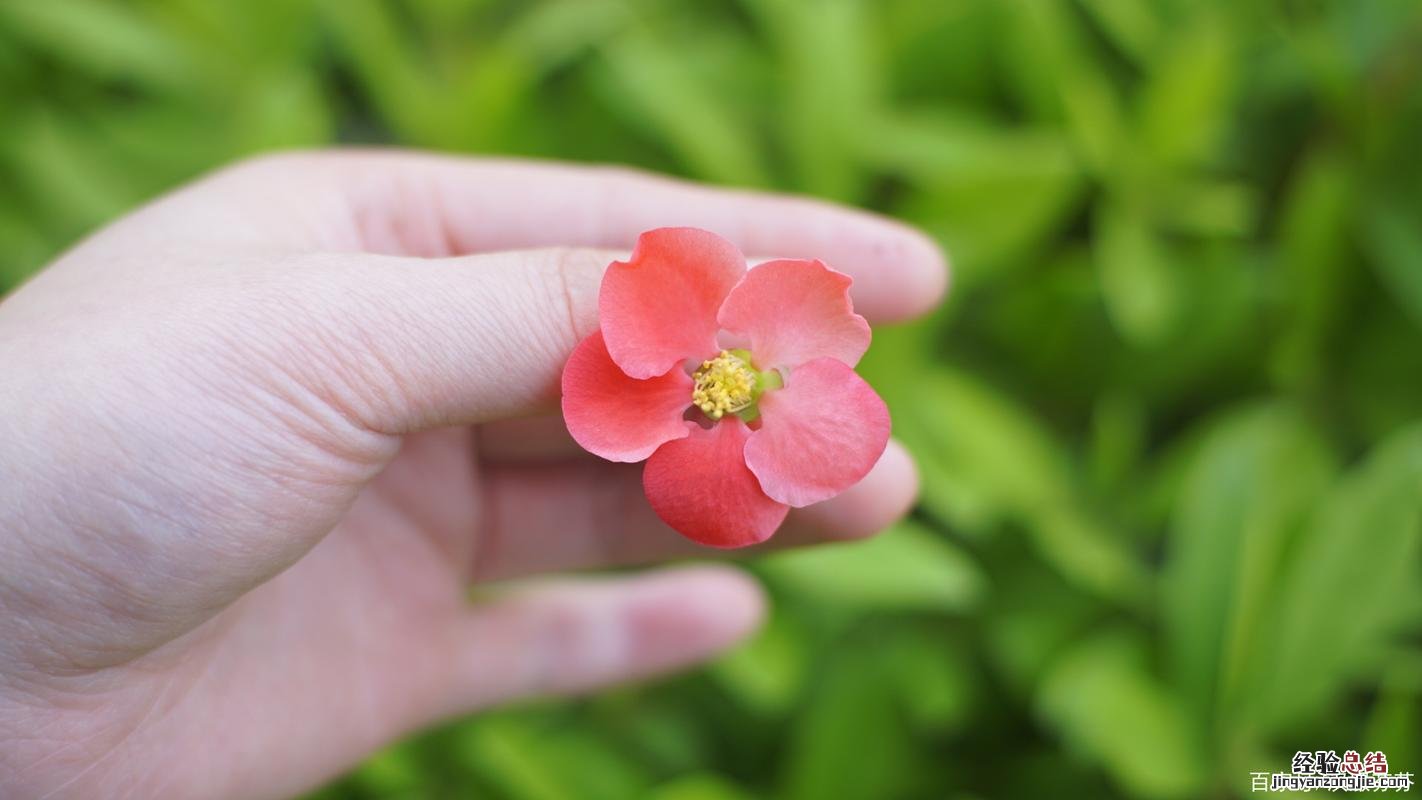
[717,259,870,370]
[744,358,890,507]
[600,227,745,379]
[643,418,789,548]
[561,331,692,462]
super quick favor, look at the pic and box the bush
[3,1,1420,797]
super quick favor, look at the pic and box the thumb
[261,247,621,435]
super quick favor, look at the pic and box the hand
[0,151,946,800]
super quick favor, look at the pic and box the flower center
[692,350,758,420]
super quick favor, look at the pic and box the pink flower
[561,228,891,548]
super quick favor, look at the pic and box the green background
[3,0,1421,797]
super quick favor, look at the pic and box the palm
[169,421,687,798]
[82,427,475,798]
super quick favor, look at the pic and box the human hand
[0,152,946,800]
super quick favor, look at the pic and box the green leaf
[758,520,986,614]
[0,0,197,92]
[1161,405,1336,735]
[1029,506,1150,608]
[709,608,808,717]
[1340,306,1422,442]
[862,348,1072,533]
[1038,631,1207,798]
[1136,13,1235,170]
[1087,390,1147,493]
[985,558,1102,695]
[0,212,49,290]
[4,108,146,235]
[231,71,332,152]
[462,716,652,800]
[317,0,454,147]
[1077,0,1162,66]
[650,774,758,800]
[1156,179,1258,238]
[503,0,630,70]
[1253,425,1422,731]
[595,31,770,187]
[753,0,879,200]
[1008,0,1128,177]
[1271,147,1355,388]
[779,651,913,800]
[1362,194,1422,331]
[880,626,977,734]
[349,743,428,797]
[861,342,1147,603]
[1363,664,1421,765]
[1094,200,1181,346]
[865,111,1083,278]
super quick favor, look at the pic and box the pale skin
[0,152,948,800]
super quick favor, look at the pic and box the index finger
[166,150,950,323]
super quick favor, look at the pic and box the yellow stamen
[691,351,757,420]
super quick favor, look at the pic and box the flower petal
[643,418,789,548]
[561,331,692,462]
[716,259,870,369]
[600,227,745,378]
[744,358,890,507]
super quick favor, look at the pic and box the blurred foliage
[3,0,1422,797]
